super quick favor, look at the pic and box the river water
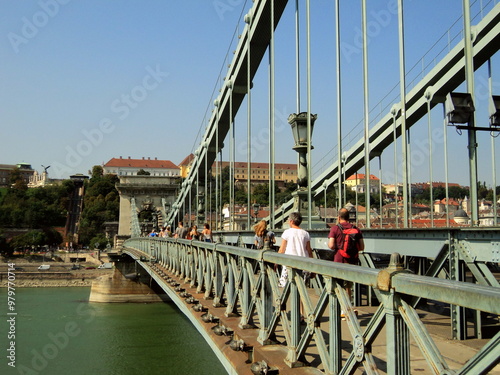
[1,287,225,375]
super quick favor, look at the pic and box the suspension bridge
[114,1,500,373]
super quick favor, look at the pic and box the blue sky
[1,1,498,187]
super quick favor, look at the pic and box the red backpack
[337,224,361,259]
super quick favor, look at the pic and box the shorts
[333,251,357,289]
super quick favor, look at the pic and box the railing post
[238,256,253,329]
[378,253,411,375]
[213,252,224,307]
[385,291,410,375]
[327,276,342,374]
[284,268,302,367]
[257,259,274,345]
[449,237,467,340]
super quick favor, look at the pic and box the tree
[137,169,151,175]
[0,230,11,256]
[78,167,120,245]
[0,182,72,228]
[9,228,62,250]
[90,233,109,250]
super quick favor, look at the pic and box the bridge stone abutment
[89,254,168,303]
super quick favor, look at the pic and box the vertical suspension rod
[489,60,498,226]
[215,99,220,231]
[426,95,435,227]
[398,0,409,228]
[463,0,479,226]
[246,15,252,230]
[443,104,451,227]
[269,0,276,228]
[335,0,342,212]
[230,84,235,230]
[295,0,300,113]
[306,0,312,229]
[362,0,371,228]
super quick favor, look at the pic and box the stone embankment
[0,261,113,288]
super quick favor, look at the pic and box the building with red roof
[103,156,179,177]
[345,173,380,194]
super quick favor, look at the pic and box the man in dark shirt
[328,208,364,318]
[328,208,364,264]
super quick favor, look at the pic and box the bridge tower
[115,175,179,246]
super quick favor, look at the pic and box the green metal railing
[123,237,500,374]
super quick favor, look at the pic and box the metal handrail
[123,237,500,374]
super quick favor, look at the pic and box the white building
[103,157,179,177]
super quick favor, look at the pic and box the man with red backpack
[328,207,364,318]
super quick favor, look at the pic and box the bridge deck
[141,257,499,374]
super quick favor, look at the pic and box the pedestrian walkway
[147,260,500,374]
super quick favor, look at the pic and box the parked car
[38,265,50,270]
[98,262,113,269]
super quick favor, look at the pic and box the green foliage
[413,186,471,204]
[137,169,151,175]
[78,168,119,245]
[89,233,109,250]
[0,188,7,204]
[0,230,11,255]
[9,228,62,250]
[0,182,74,228]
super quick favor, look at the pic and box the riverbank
[0,260,113,288]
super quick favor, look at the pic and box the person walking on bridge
[328,207,364,317]
[254,220,276,250]
[174,221,188,239]
[277,212,313,286]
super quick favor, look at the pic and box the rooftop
[104,157,178,169]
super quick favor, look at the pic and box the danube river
[1,287,225,375]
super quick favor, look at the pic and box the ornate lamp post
[287,112,324,228]
[197,192,205,225]
[289,112,316,187]
[252,202,259,223]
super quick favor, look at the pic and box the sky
[0,0,499,187]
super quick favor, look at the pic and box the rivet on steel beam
[229,338,246,351]
[250,361,269,375]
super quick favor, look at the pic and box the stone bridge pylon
[115,176,179,246]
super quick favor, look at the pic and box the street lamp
[197,192,205,225]
[252,202,259,223]
[288,112,317,187]
[287,112,324,229]
[490,95,500,127]
[445,92,475,125]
